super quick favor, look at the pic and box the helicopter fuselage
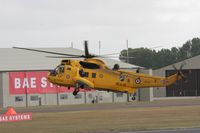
[47,59,181,95]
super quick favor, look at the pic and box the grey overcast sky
[1,0,200,54]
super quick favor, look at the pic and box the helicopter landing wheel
[73,90,78,96]
[131,93,136,101]
[131,97,136,101]
[73,88,80,96]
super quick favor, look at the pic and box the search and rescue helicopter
[13,41,186,100]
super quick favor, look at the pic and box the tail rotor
[172,62,187,82]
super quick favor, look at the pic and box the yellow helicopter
[13,41,186,100]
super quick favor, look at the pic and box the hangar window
[30,96,39,101]
[99,96,103,101]
[116,92,123,97]
[79,61,100,69]
[15,96,23,102]
[74,94,82,99]
[60,94,68,100]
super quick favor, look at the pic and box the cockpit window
[56,65,65,73]
[50,65,65,76]
[79,61,100,69]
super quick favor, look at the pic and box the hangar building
[153,55,200,98]
[0,47,150,108]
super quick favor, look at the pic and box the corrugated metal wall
[153,55,200,97]
[166,69,200,97]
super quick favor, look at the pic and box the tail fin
[165,73,181,86]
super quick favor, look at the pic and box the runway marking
[121,128,200,133]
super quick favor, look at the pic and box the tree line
[119,37,200,69]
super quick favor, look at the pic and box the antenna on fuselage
[99,40,101,55]
[84,40,90,58]
[126,40,129,63]
[71,42,74,48]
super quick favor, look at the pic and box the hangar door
[166,69,200,97]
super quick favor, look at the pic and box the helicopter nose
[47,74,50,80]
[47,75,52,82]
[47,72,54,83]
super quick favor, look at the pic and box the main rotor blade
[84,41,90,58]
[120,67,147,70]
[98,56,120,58]
[101,53,120,56]
[180,62,186,70]
[172,65,177,71]
[13,47,82,57]
[98,55,135,59]
[119,56,135,59]
[46,55,84,58]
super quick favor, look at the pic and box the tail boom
[133,73,181,88]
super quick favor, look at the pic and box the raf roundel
[66,75,70,79]
[99,74,104,78]
[135,77,141,84]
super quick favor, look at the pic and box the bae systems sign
[0,107,32,123]
[0,113,32,122]
[9,71,77,95]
